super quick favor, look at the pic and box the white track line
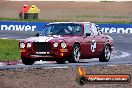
[112,51,130,59]
[80,51,130,62]
[44,66,69,69]
[0,63,4,66]
[34,60,56,64]
[1,37,23,40]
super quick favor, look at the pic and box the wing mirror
[86,33,91,37]
[99,30,103,34]
[35,33,40,37]
[97,26,103,35]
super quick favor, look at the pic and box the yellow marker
[60,53,64,56]
[28,5,40,13]
[20,49,26,52]
[60,49,68,52]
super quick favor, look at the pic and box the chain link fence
[41,11,132,22]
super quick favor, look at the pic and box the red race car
[19,22,114,65]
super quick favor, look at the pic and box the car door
[83,24,95,58]
[91,23,106,56]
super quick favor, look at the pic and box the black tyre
[99,45,111,62]
[76,76,87,86]
[68,44,81,63]
[21,57,35,65]
[56,59,65,64]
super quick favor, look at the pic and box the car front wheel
[99,45,111,62]
[68,44,81,63]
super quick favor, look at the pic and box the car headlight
[53,42,58,48]
[61,42,67,48]
[20,43,25,48]
[27,43,32,48]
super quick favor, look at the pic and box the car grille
[33,42,51,52]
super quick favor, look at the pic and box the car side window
[84,24,92,36]
[91,23,98,36]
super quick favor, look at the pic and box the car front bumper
[20,48,71,61]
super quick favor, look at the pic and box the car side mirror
[99,30,103,35]
[100,31,103,34]
[86,33,91,37]
[35,33,40,37]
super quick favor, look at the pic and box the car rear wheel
[68,44,80,63]
[21,57,35,65]
[99,45,111,62]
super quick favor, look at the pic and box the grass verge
[0,39,20,61]
[0,17,132,24]
[0,18,70,22]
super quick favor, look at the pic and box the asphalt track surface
[0,30,132,70]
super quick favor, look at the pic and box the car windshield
[40,23,83,35]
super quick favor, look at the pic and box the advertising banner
[98,24,132,33]
[0,21,132,33]
[0,21,48,31]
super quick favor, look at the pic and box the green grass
[0,17,132,23]
[0,18,70,22]
[95,21,132,24]
[77,15,128,19]
[77,15,100,18]
[0,39,20,61]
[100,0,115,2]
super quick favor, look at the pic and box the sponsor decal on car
[91,39,96,52]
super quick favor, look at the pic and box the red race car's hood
[23,35,72,42]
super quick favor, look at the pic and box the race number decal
[91,40,96,52]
